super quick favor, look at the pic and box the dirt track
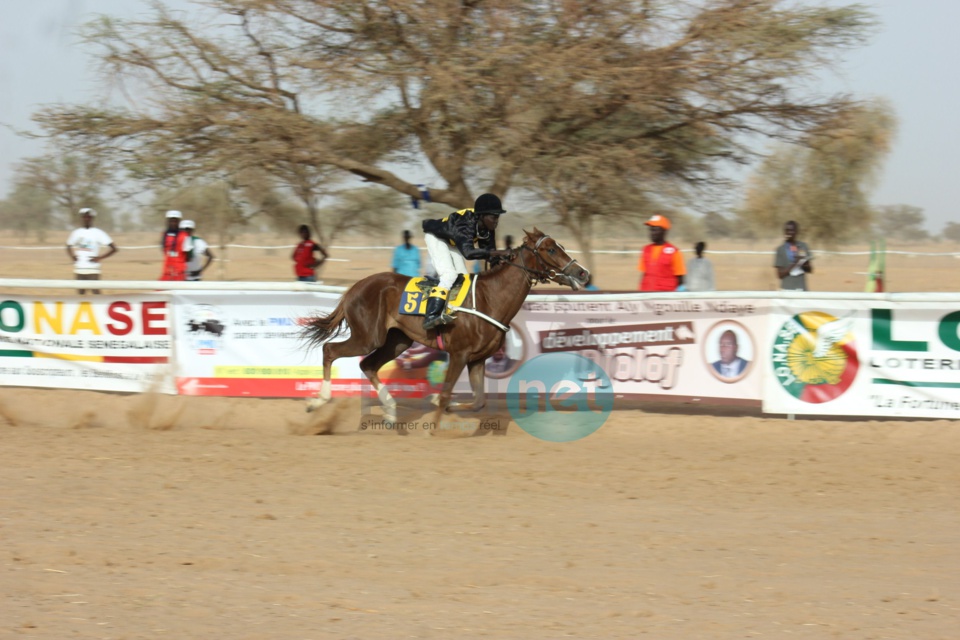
[1,234,959,638]
[1,390,958,639]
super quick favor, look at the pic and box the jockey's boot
[423,286,453,330]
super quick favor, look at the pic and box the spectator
[292,224,329,282]
[774,220,813,291]
[392,230,421,278]
[637,214,685,292]
[160,210,193,281]
[180,220,215,281]
[65,207,118,295]
[712,330,749,379]
[686,241,716,292]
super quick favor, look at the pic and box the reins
[501,235,572,285]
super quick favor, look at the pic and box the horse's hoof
[305,397,329,413]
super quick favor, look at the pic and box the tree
[943,222,960,243]
[736,100,896,245]
[873,205,928,242]
[0,182,54,240]
[5,154,114,235]
[34,0,877,256]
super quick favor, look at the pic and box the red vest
[640,243,680,292]
[161,231,190,281]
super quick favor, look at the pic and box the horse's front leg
[448,358,486,412]
[427,353,468,437]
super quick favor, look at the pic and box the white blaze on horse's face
[533,234,590,290]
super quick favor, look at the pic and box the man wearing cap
[420,193,512,330]
[180,219,215,281]
[638,214,685,292]
[66,208,118,295]
[160,210,194,281]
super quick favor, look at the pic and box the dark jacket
[422,208,496,260]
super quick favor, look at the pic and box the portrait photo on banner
[702,320,755,384]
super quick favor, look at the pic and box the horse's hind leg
[359,329,413,422]
[448,358,487,412]
[306,329,388,413]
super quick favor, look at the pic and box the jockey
[420,193,510,330]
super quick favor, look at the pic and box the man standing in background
[392,229,421,277]
[774,220,813,291]
[161,210,193,281]
[292,224,329,282]
[638,214,685,292]
[686,241,716,292]
[180,219,215,281]
[66,207,118,294]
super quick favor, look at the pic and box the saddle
[398,273,472,316]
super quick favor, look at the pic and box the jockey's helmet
[474,193,506,216]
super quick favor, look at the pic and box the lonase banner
[0,295,174,392]
[763,301,960,419]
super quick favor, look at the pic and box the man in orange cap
[638,214,686,292]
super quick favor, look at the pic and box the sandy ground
[1,391,958,639]
[1,233,959,638]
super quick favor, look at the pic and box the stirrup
[423,313,454,330]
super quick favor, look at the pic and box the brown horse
[300,228,590,430]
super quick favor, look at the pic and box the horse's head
[517,228,591,290]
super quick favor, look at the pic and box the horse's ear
[532,226,542,236]
[522,228,533,239]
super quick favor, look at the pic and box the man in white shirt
[180,219,215,281]
[65,208,118,294]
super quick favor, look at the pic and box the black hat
[473,193,506,215]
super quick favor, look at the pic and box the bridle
[502,235,577,285]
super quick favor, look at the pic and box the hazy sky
[2,0,958,231]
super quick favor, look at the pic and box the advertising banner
[170,291,457,398]
[484,297,769,403]
[763,300,960,418]
[0,295,174,393]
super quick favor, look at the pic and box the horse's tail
[301,296,349,349]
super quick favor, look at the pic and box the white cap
[179,219,195,230]
[165,210,183,219]
[79,207,97,217]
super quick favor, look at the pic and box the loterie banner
[0,295,174,392]
[763,300,960,418]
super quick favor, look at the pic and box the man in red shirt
[160,210,193,281]
[292,224,329,282]
[638,214,686,292]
